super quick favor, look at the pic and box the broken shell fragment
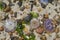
[30,18,40,29]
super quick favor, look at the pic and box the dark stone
[41,3,47,8]
[48,0,53,3]
[11,36,19,40]
[31,4,33,11]
[14,12,17,18]
[9,3,15,7]
[20,6,25,11]
[24,14,32,23]
[0,2,7,9]
[17,2,22,7]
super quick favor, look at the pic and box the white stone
[45,32,56,40]
[4,19,17,32]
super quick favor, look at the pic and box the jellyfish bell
[44,19,54,32]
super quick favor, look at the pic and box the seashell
[30,18,40,29]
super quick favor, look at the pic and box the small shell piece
[30,18,40,29]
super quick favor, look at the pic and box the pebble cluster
[0,0,60,40]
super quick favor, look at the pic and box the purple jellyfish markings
[44,19,54,32]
